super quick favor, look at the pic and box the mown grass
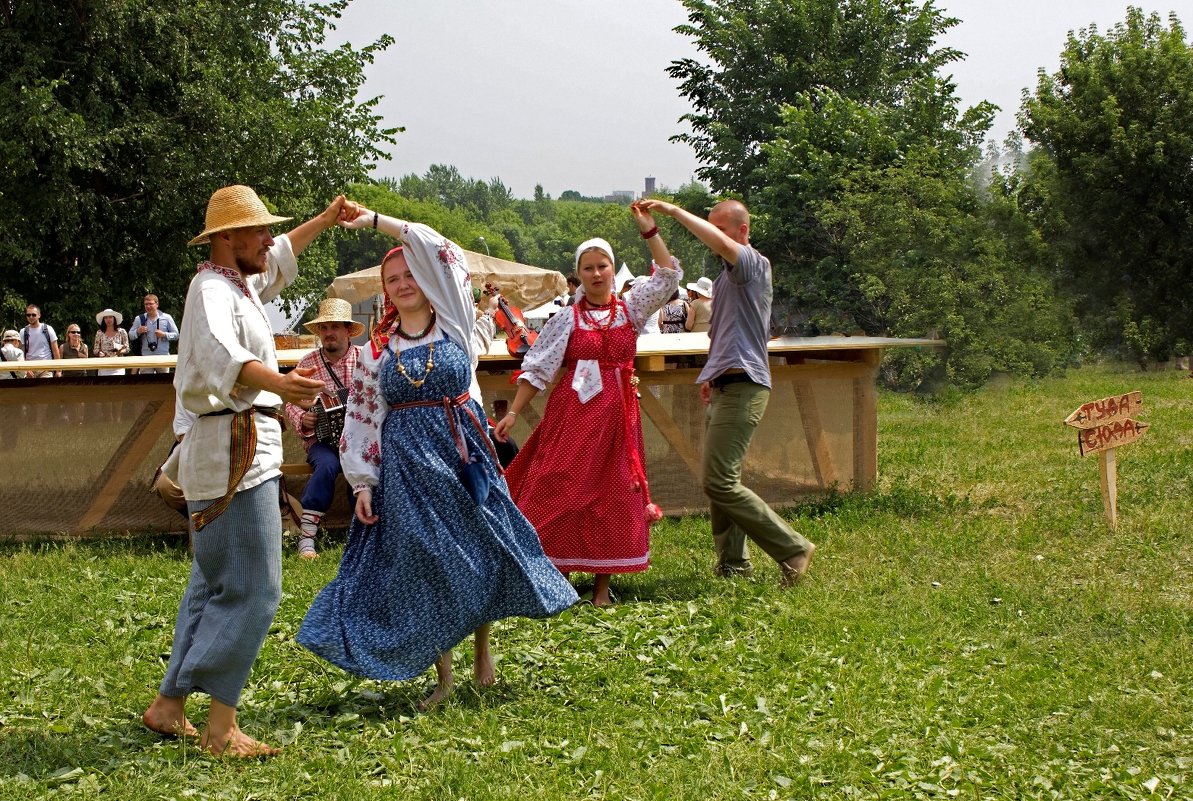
[0,364,1189,800]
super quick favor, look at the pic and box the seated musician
[284,298,364,559]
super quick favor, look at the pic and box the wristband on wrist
[372,211,378,229]
[640,226,659,240]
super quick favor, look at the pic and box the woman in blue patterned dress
[297,210,577,709]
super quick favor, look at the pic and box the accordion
[313,388,349,447]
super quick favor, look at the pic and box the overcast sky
[327,1,1185,199]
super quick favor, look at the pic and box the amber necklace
[395,340,435,388]
[579,297,619,331]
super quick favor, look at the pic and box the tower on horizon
[644,176,656,198]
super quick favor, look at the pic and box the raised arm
[637,199,742,265]
[285,195,356,256]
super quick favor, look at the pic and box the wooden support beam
[637,388,703,482]
[74,398,174,532]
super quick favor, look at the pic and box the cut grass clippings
[0,363,1189,799]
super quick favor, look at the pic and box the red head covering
[369,246,404,357]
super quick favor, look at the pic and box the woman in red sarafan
[494,202,679,606]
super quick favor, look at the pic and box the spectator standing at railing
[20,304,60,377]
[0,330,26,379]
[93,309,131,376]
[131,294,179,373]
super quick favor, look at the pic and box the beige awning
[327,250,567,309]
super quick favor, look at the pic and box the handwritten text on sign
[1064,391,1143,430]
[1078,419,1149,456]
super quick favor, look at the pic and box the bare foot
[417,680,454,711]
[299,551,318,560]
[200,727,280,758]
[473,653,495,688]
[142,697,198,739]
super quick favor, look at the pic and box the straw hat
[188,185,292,246]
[687,276,714,298]
[95,308,123,326]
[303,297,365,338]
[1,330,19,344]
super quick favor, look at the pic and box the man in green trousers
[639,198,815,585]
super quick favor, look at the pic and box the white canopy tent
[327,249,567,310]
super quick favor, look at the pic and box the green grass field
[1,364,1189,800]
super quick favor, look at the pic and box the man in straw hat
[142,184,359,758]
[638,198,815,588]
[283,296,364,559]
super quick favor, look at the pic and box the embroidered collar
[197,261,253,299]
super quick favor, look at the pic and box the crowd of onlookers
[0,295,178,379]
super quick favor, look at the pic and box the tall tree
[1020,8,1193,364]
[0,0,396,329]
[666,0,1073,388]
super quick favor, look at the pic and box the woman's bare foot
[592,573,613,607]
[473,625,495,688]
[199,727,280,758]
[142,695,199,738]
[417,654,454,711]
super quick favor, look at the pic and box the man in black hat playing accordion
[284,296,364,558]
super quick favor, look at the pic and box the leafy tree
[1019,7,1193,364]
[0,0,396,331]
[666,0,1074,388]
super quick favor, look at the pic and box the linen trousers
[702,381,813,571]
[158,478,283,707]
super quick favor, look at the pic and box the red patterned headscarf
[369,246,404,358]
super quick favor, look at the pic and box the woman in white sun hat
[684,275,714,333]
[93,308,131,376]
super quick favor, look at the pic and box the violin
[483,282,537,357]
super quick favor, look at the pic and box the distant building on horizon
[604,189,635,203]
[644,176,656,197]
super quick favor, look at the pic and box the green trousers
[703,381,813,570]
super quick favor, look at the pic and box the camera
[147,341,158,352]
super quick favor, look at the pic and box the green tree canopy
[1019,7,1193,364]
[0,0,396,331]
[667,0,1075,389]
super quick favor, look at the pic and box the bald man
[639,199,815,586]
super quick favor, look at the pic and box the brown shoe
[778,543,816,588]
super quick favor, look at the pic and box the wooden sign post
[1063,391,1148,529]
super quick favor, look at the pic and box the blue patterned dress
[297,337,578,681]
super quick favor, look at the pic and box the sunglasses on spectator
[26,313,37,317]
[68,330,81,334]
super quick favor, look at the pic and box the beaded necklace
[393,309,437,341]
[395,340,436,389]
[578,297,619,332]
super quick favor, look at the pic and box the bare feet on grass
[417,654,454,712]
[199,698,279,758]
[199,727,280,758]
[142,695,199,739]
[473,625,495,688]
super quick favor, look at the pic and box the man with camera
[132,294,179,373]
[283,297,363,559]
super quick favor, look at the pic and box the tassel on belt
[191,405,285,532]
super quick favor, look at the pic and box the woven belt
[191,405,284,532]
